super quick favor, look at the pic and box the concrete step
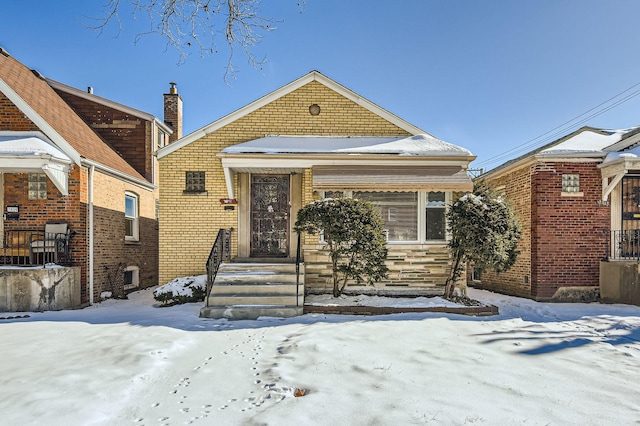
[207,295,303,306]
[200,305,303,320]
[203,262,305,319]
[210,283,304,296]
[218,262,300,273]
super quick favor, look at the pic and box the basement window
[123,266,139,291]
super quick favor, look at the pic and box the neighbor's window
[354,191,418,241]
[28,173,47,199]
[125,192,139,241]
[185,171,206,193]
[562,174,580,193]
[123,265,140,290]
[426,192,446,240]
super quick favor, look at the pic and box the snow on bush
[153,275,207,306]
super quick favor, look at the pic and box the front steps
[199,262,304,320]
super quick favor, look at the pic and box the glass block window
[562,174,580,193]
[426,191,446,240]
[28,173,47,199]
[354,191,418,241]
[185,171,206,192]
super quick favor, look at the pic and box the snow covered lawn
[1,287,639,425]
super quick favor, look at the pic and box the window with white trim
[124,265,140,290]
[125,192,139,241]
[426,192,446,240]
[319,190,449,243]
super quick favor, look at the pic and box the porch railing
[1,229,72,267]
[205,228,233,300]
[295,231,303,307]
[609,230,640,262]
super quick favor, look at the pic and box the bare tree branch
[87,0,296,82]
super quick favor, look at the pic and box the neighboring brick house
[0,47,170,309]
[157,71,476,295]
[476,126,640,303]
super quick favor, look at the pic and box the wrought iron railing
[205,228,232,301]
[609,230,640,261]
[295,231,303,306]
[1,229,71,266]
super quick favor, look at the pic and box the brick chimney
[164,82,183,143]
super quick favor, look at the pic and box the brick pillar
[163,82,183,143]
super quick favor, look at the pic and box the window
[318,190,449,244]
[157,129,168,150]
[28,173,47,199]
[353,191,418,241]
[124,266,140,290]
[125,192,139,241]
[426,192,446,240]
[185,171,206,193]
[562,174,580,193]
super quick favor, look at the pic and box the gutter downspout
[88,165,95,305]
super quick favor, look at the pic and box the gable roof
[158,70,430,159]
[0,47,147,183]
[47,78,173,135]
[481,126,639,179]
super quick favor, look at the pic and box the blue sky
[3,0,640,171]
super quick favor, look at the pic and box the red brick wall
[4,168,89,302]
[0,93,39,130]
[54,90,153,181]
[530,162,609,299]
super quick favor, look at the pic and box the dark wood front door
[250,174,290,257]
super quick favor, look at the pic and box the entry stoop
[199,263,304,320]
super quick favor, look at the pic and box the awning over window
[312,165,473,192]
[0,132,72,195]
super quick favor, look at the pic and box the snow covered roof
[0,131,72,195]
[221,134,473,157]
[0,132,71,159]
[538,128,635,157]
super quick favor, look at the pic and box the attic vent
[0,47,9,57]
[31,69,46,80]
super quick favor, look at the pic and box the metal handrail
[205,228,233,302]
[295,231,303,306]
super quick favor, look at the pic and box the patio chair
[29,221,71,265]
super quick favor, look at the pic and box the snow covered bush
[295,197,388,297]
[153,275,207,306]
[445,184,521,299]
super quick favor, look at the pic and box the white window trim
[125,191,139,242]
[123,265,140,290]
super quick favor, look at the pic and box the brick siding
[54,90,154,182]
[159,81,415,284]
[480,161,608,300]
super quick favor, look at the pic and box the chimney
[164,82,183,143]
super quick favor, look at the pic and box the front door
[250,174,290,257]
[621,176,640,257]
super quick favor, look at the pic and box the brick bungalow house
[157,70,476,316]
[475,125,640,304]
[0,47,171,311]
